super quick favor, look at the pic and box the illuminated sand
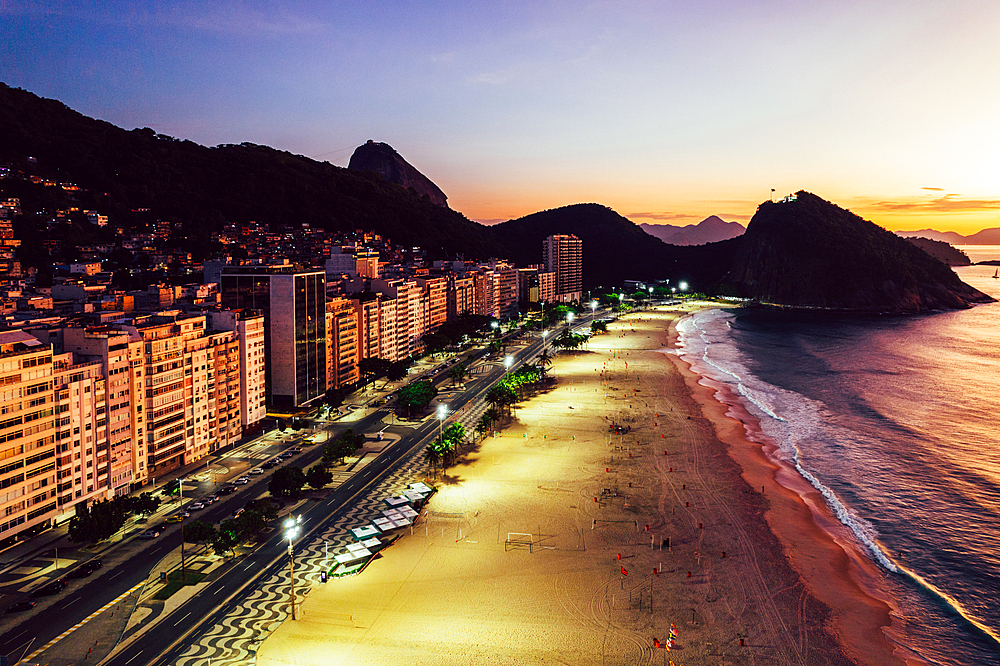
[258,306,881,665]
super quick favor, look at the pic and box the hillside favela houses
[0,213,582,545]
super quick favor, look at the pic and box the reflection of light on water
[955,245,1000,264]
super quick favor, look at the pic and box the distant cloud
[861,194,1000,213]
[469,70,514,85]
[921,187,945,191]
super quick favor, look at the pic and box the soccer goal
[505,532,534,552]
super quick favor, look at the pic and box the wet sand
[257,305,896,665]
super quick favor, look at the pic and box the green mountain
[727,192,992,312]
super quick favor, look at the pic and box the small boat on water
[994,269,998,279]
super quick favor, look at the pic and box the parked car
[233,476,249,485]
[165,515,183,524]
[5,599,35,613]
[204,494,219,504]
[249,467,264,475]
[219,485,237,495]
[262,459,279,469]
[138,529,161,539]
[289,447,303,454]
[31,579,68,597]
[189,502,206,511]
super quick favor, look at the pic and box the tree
[448,362,468,387]
[386,357,412,382]
[236,509,268,537]
[132,491,162,516]
[536,348,553,378]
[590,320,608,335]
[269,466,306,498]
[397,380,438,417]
[323,428,364,465]
[421,331,449,358]
[184,520,217,545]
[306,463,333,490]
[68,496,133,544]
[359,358,392,388]
[212,519,241,557]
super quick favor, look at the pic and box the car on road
[165,515,184,524]
[138,529,161,539]
[262,459,279,468]
[31,579,68,597]
[204,494,219,503]
[189,502,206,511]
[68,559,103,578]
[372,397,388,406]
[233,476,249,485]
[249,467,264,475]
[219,484,237,495]
[5,599,35,613]
[289,446,302,454]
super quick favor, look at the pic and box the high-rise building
[208,310,267,436]
[221,265,327,408]
[542,234,583,303]
[0,331,58,543]
[326,297,360,389]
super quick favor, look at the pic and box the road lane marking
[23,581,145,663]
[174,611,191,626]
[125,650,144,664]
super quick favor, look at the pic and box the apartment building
[51,352,112,522]
[209,310,267,435]
[415,277,447,334]
[326,297,360,389]
[59,327,145,489]
[542,234,583,303]
[447,274,476,319]
[0,331,57,544]
[372,278,424,358]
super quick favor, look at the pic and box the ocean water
[675,261,1000,666]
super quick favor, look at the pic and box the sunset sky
[4,0,1000,234]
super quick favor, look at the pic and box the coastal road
[103,343,540,666]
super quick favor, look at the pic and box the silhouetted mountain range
[896,227,1000,245]
[639,216,745,245]
[0,84,989,311]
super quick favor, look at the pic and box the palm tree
[536,348,553,378]
[449,362,468,387]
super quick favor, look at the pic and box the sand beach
[256,304,901,665]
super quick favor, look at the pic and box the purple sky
[4,0,1000,233]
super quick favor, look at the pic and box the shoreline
[256,305,881,665]
[667,306,910,666]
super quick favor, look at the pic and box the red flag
[621,566,629,576]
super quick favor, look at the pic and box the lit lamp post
[504,355,513,376]
[179,478,186,583]
[542,330,549,348]
[679,281,688,294]
[590,300,598,316]
[566,311,574,331]
[437,403,447,442]
[284,516,302,620]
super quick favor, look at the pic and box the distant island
[896,227,1000,245]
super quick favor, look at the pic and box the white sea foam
[676,309,898,573]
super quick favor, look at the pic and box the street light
[542,330,549,347]
[679,281,688,293]
[504,355,513,376]
[179,478,186,583]
[284,516,302,620]
[590,300,598,314]
[437,403,447,441]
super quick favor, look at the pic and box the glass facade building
[221,266,326,408]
